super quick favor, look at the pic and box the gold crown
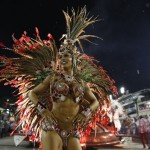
[59,39,77,55]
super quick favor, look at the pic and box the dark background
[0,0,150,99]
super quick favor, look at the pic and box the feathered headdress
[60,6,99,52]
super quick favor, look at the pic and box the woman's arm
[28,75,55,119]
[73,82,99,125]
[83,83,99,112]
[28,75,51,105]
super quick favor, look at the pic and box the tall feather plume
[62,6,100,51]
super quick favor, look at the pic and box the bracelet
[36,101,46,114]
[81,108,92,117]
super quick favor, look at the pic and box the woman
[28,48,99,149]
[0,6,117,150]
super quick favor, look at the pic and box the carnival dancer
[107,99,125,134]
[0,6,117,150]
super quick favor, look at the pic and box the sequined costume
[41,116,81,149]
[52,73,84,103]
[39,72,87,149]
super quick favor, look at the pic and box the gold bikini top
[52,74,84,103]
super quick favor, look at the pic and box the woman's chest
[52,75,84,103]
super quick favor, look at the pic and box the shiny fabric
[41,119,80,149]
[52,74,84,103]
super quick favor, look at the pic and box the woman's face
[59,52,73,69]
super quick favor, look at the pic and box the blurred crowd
[119,115,150,136]
[119,114,150,149]
[0,111,17,138]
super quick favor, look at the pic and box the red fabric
[139,132,149,148]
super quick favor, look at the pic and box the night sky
[0,0,150,98]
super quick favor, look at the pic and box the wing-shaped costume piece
[0,30,58,138]
[75,53,117,139]
[0,6,118,144]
